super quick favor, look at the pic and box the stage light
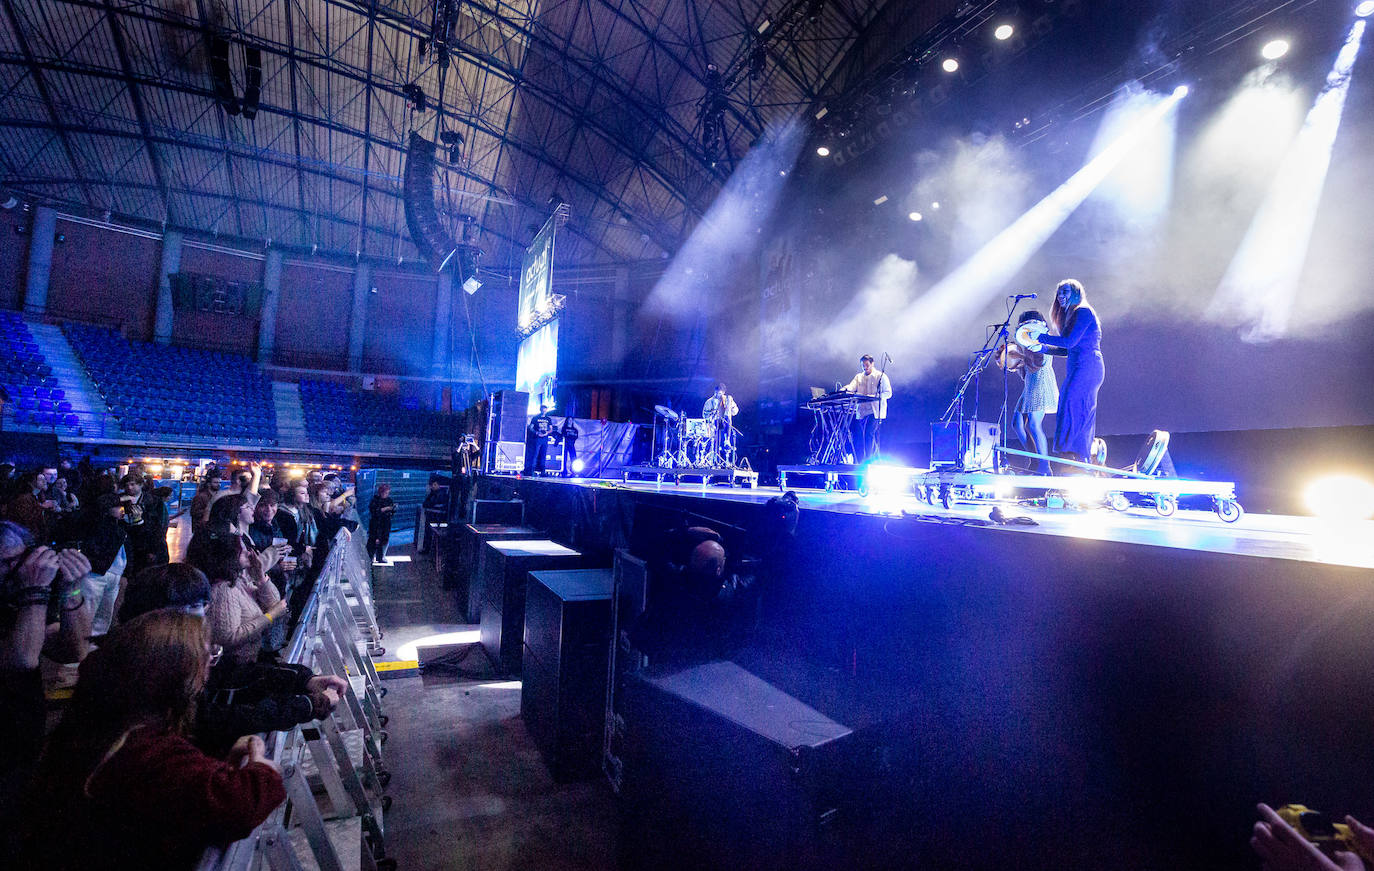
[571,458,585,474]
[816,145,831,157]
[1173,84,1190,98]
[1304,475,1374,519]
[942,58,960,73]
[908,211,923,221]
[873,195,889,205]
[1211,19,1366,340]
[1261,39,1290,60]
[994,23,1014,40]
[1358,1,1374,17]
[865,464,914,494]
[462,276,481,295]
[873,83,1187,365]
[931,201,941,209]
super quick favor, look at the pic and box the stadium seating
[63,322,278,445]
[0,311,79,429]
[299,379,454,444]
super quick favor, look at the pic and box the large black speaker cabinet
[403,131,458,270]
[489,390,529,443]
[618,661,858,871]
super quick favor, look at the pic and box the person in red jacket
[19,610,286,871]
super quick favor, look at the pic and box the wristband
[12,586,52,608]
[64,586,84,601]
[265,611,275,624]
[63,593,87,611]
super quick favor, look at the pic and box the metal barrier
[194,529,392,871]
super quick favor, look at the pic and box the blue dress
[1037,306,1104,460]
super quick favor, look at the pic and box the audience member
[120,472,168,578]
[79,493,128,637]
[419,475,448,553]
[189,468,223,537]
[367,482,396,564]
[192,533,286,665]
[5,471,55,542]
[118,563,347,756]
[19,610,286,871]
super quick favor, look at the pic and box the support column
[431,270,453,408]
[153,230,183,344]
[256,248,284,364]
[348,262,370,372]
[22,206,57,316]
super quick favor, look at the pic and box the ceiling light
[908,211,923,222]
[994,24,1014,40]
[941,58,960,73]
[816,145,831,157]
[873,195,889,205]
[1358,1,1374,18]
[1260,38,1290,60]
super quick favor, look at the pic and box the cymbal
[654,404,679,422]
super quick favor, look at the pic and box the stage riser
[482,477,1374,869]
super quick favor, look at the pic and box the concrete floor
[368,544,619,871]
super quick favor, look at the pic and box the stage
[474,472,1374,869]
[487,473,1374,569]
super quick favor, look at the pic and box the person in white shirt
[843,354,892,463]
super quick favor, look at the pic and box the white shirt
[702,394,738,422]
[843,370,893,420]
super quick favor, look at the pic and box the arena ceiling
[0,0,966,270]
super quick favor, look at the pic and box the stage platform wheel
[1110,493,1130,513]
[1214,498,1244,524]
[939,484,952,510]
[1156,494,1178,517]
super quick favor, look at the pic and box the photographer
[2,521,92,816]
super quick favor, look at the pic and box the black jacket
[80,515,128,576]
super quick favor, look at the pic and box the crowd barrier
[194,529,393,871]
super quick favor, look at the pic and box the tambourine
[1014,319,1048,352]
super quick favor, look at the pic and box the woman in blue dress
[1037,279,1104,463]
[998,309,1059,473]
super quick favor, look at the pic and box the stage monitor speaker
[403,131,458,270]
[489,389,530,443]
[930,420,1000,470]
[619,661,857,871]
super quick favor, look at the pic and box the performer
[843,354,892,463]
[702,383,738,464]
[523,405,555,476]
[560,416,580,477]
[997,309,1059,474]
[1037,279,1104,463]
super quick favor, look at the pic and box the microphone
[1008,292,1037,300]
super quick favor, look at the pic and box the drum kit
[652,404,738,469]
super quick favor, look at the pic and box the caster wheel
[379,687,388,698]
[370,647,386,658]
[1215,498,1243,523]
[1109,493,1129,512]
[379,730,389,745]
[382,795,393,812]
[379,715,390,727]
[1156,495,1177,517]
[377,770,392,788]
[939,485,952,511]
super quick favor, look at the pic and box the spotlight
[816,145,831,157]
[1304,475,1374,519]
[1261,39,1291,60]
[1173,84,1190,98]
[931,201,941,209]
[462,276,481,295]
[994,23,1014,40]
[571,458,585,474]
[908,211,923,221]
[942,57,960,73]
[1358,1,1374,17]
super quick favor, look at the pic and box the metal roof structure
[0,0,966,271]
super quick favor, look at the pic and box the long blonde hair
[1051,279,1085,334]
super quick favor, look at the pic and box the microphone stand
[940,299,1024,471]
[875,352,890,461]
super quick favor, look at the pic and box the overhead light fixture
[1173,84,1190,99]
[908,211,923,222]
[1358,1,1374,17]
[1260,38,1290,60]
[816,145,831,157]
[757,17,771,34]
[1,195,17,210]
[994,24,1015,40]
[462,276,481,295]
[873,195,889,205]
[931,201,941,209]
[814,106,829,120]
[942,57,960,73]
